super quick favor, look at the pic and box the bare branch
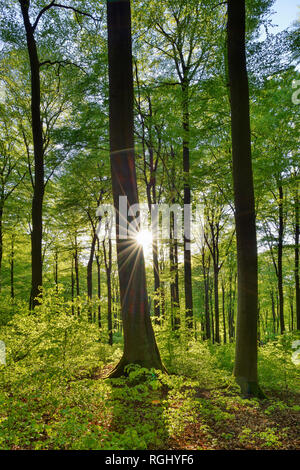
[49,3,99,22]
[33,1,55,31]
[33,1,101,32]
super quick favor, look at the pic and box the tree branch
[33,1,100,32]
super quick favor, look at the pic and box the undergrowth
[0,291,299,450]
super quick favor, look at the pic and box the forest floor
[0,320,299,451]
[2,363,298,451]
[167,387,300,450]
[91,365,300,451]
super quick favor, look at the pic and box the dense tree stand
[106,0,164,377]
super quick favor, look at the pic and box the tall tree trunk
[20,1,44,309]
[295,185,300,330]
[106,0,164,377]
[227,0,263,397]
[278,184,285,334]
[182,79,193,329]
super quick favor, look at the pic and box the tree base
[106,356,167,379]
[236,377,266,399]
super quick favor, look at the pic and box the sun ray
[135,229,153,258]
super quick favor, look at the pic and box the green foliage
[1,294,299,450]
[258,333,300,392]
[0,0,299,452]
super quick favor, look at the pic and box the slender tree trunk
[20,1,44,309]
[276,293,279,332]
[95,239,102,328]
[103,238,113,345]
[74,236,80,316]
[71,255,74,315]
[10,234,15,299]
[87,233,97,299]
[232,273,237,339]
[227,0,263,397]
[182,79,193,329]
[222,281,226,344]
[152,233,161,322]
[209,284,214,344]
[170,210,180,331]
[213,265,220,343]
[228,270,236,341]
[160,249,166,319]
[87,232,97,321]
[271,290,276,334]
[54,249,58,292]
[295,186,300,330]
[107,0,164,376]
[148,146,161,322]
[290,296,294,331]
[107,268,112,345]
[0,205,3,292]
[257,301,261,345]
[137,81,161,323]
[204,278,211,340]
[201,247,211,340]
[278,184,285,334]
[228,272,233,340]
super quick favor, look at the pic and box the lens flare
[135,229,153,257]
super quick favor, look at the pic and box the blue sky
[270,0,299,32]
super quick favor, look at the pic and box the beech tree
[227,0,263,397]
[18,0,45,308]
[106,0,164,377]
